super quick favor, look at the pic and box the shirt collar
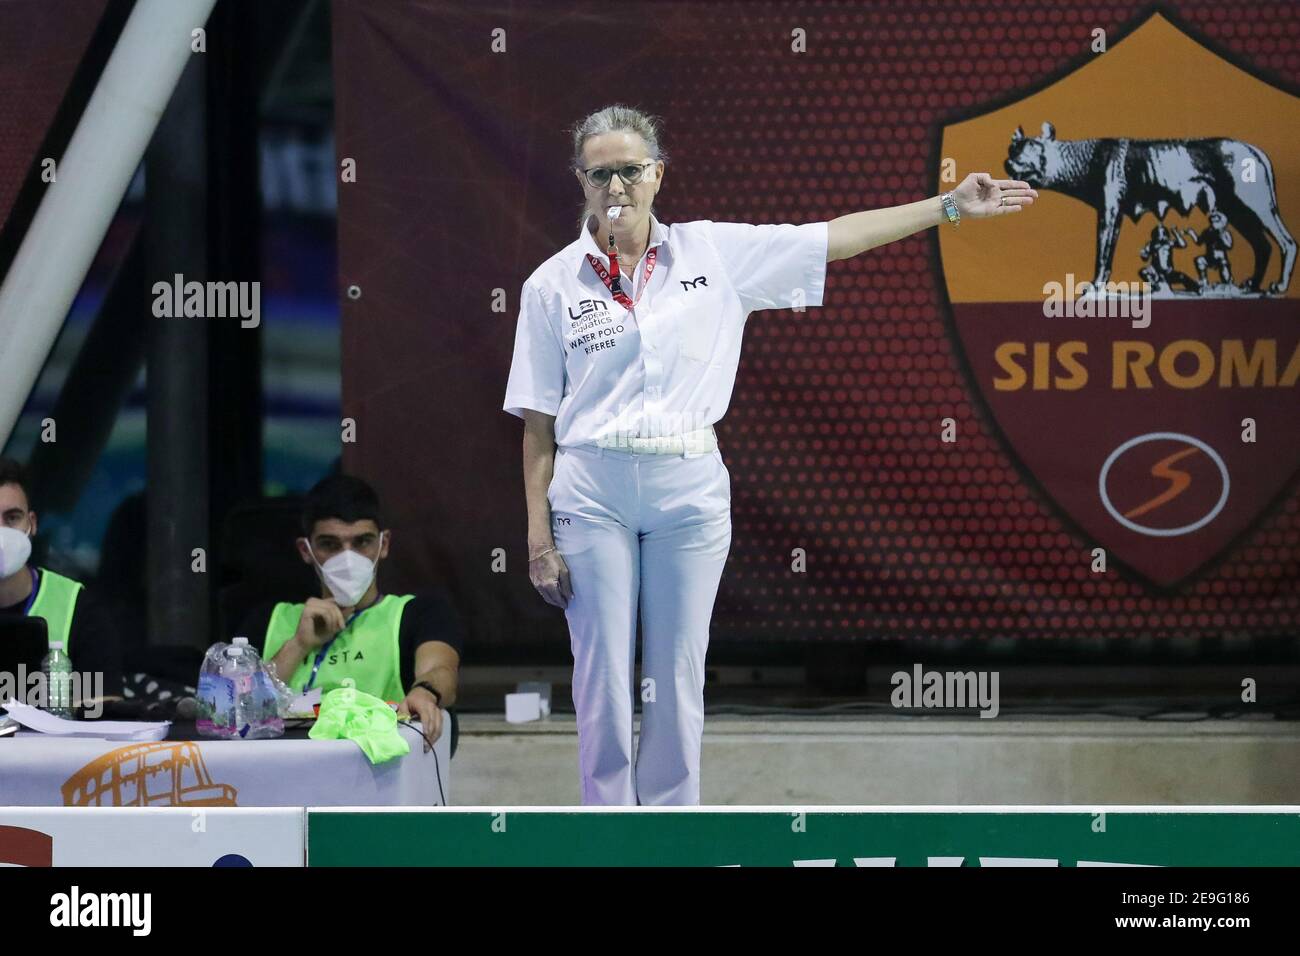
[576,213,668,275]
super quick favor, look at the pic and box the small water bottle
[230,637,283,739]
[227,638,253,737]
[197,641,234,738]
[41,641,74,718]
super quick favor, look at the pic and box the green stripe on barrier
[306,811,1300,867]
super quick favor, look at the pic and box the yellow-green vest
[28,568,83,653]
[261,594,413,702]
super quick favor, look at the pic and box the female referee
[503,104,1036,805]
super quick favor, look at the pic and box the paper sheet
[286,688,322,719]
[1,699,170,741]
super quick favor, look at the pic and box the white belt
[595,426,718,455]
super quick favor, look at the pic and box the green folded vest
[261,594,413,702]
[28,567,83,653]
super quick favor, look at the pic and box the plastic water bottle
[196,638,283,739]
[225,639,254,738]
[228,637,284,739]
[235,637,283,739]
[41,641,74,718]
[196,641,235,738]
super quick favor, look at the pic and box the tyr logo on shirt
[680,276,708,291]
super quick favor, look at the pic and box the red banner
[334,0,1300,647]
[0,0,107,236]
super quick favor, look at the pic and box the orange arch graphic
[61,742,238,807]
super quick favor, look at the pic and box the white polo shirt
[503,214,828,447]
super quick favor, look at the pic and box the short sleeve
[399,592,465,691]
[503,279,565,418]
[707,220,828,313]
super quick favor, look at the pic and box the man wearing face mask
[0,457,123,704]
[241,474,464,751]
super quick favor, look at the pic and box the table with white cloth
[0,719,450,807]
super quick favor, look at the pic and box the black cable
[694,697,1300,721]
[397,720,447,806]
[457,694,1300,723]
[282,716,448,804]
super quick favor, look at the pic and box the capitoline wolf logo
[1006,122,1294,296]
[936,11,1300,587]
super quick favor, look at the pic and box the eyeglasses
[578,160,657,189]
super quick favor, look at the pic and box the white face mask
[0,525,33,578]
[307,534,383,608]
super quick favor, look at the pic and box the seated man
[0,457,123,708]
[241,474,463,750]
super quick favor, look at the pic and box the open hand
[396,685,443,752]
[952,172,1038,219]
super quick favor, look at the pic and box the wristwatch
[411,681,442,706]
[940,191,960,226]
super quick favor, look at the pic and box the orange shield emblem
[936,12,1300,586]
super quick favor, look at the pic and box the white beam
[0,0,219,448]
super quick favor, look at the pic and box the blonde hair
[571,104,667,169]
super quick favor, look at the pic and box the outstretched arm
[826,172,1038,262]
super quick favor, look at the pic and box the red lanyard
[586,247,658,312]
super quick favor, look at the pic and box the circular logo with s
[1098,432,1229,537]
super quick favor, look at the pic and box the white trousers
[548,442,732,805]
